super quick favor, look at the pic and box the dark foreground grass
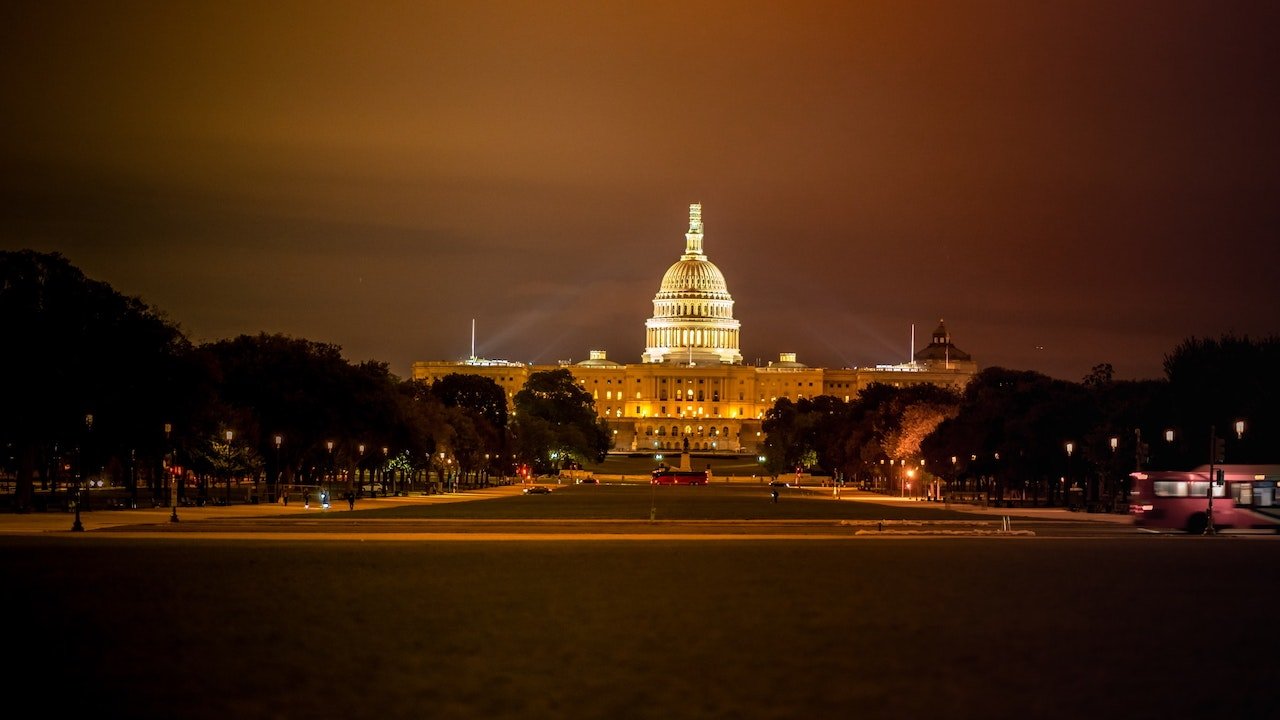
[3,538,1275,720]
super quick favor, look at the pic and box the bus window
[1187,481,1225,498]
[1231,483,1253,506]
[1253,482,1274,507]
[1154,481,1187,497]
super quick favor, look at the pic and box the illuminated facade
[643,204,742,364]
[413,204,977,454]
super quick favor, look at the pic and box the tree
[923,368,1096,505]
[199,334,412,494]
[431,373,509,483]
[431,373,508,432]
[511,369,610,473]
[0,251,193,510]
[1163,334,1279,465]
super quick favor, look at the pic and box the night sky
[4,2,1277,382]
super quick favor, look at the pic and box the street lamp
[274,434,283,502]
[1064,442,1075,509]
[327,440,335,505]
[166,423,179,523]
[382,446,390,495]
[72,413,93,531]
[224,430,234,506]
[1106,436,1118,507]
[1206,420,1246,536]
[1165,429,1175,443]
[358,444,365,497]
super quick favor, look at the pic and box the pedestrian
[771,488,779,503]
[346,491,355,511]
[303,491,310,509]
[282,489,288,506]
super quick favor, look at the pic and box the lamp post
[274,434,283,502]
[326,440,335,506]
[1205,420,1246,536]
[223,430,234,506]
[1065,442,1074,509]
[1107,436,1118,508]
[382,446,390,495]
[357,444,365,497]
[1205,426,1220,535]
[167,423,179,523]
[72,414,93,531]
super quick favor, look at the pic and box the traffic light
[1213,436,1226,463]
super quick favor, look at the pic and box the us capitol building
[413,204,977,454]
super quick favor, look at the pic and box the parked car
[576,477,598,484]
[523,485,552,495]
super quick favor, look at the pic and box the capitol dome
[659,257,730,295]
[643,204,743,365]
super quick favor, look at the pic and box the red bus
[1129,465,1280,534]
[651,469,709,485]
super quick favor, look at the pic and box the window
[1154,481,1224,498]
[1231,483,1254,506]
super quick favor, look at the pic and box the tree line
[1,251,610,511]
[763,337,1278,508]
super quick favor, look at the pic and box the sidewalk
[804,488,1135,524]
[0,486,527,536]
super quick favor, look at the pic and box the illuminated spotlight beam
[797,313,906,368]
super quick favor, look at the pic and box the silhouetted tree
[1,250,193,510]
[1163,334,1279,466]
[511,369,610,472]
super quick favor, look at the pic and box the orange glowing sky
[3,1,1277,380]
